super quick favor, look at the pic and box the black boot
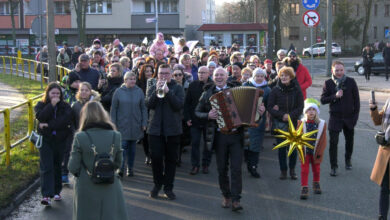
[249,166,261,178]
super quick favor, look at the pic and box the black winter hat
[67,72,81,86]
[287,50,297,57]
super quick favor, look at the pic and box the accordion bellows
[210,86,264,133]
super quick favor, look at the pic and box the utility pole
[46,0,56,82]
[267,0,274,59]
[155,0,158,37]
[326,0,332,76]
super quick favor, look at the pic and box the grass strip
[0,73,44,208]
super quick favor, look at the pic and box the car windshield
[332,43,339,47]
[374,53,383,59]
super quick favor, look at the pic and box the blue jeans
[121,140,136,171]
[190,126,212,167]
[277,137,297,171]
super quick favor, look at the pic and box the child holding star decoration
[273,98,327,200]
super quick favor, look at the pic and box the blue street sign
[386,29,390,39]
[302,0,320,10]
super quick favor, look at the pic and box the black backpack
[82,131,116,184]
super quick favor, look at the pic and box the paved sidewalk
[0,81,25,126]
[312,71,390,93]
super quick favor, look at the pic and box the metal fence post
[34,62,37,80]
[4,108,11,166]
[10,57,13,75]
[2,56,5,74]
[15,58,19,75]
[28,60,31,80]
[27,99,34,152]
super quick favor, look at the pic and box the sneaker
[41,197,51,206]
[54,194,62,201]
[330,168,338,176]
[345,160,352,170]
[164,190,176,200]
[202,166,209,174]
[189,166,199,175]
[290,169,297,180]
[127,169,134,177]
[62,175,69,185]
[313,182,322,194]
[280,171,287,180]
[300,187,309,200]
[231,201,243,212]
[149,186,160,199]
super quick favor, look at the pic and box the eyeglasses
[289,56,296,58]
[174,74,183,77]
[198,72,208,74]
[92,65,99,68]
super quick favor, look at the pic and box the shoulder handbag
[29,119,43,149]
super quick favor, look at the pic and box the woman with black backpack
[68,101,128,220]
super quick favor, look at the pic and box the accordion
[209,86,264,133]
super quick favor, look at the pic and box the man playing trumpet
[145,64,185,200]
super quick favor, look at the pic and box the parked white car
[302,42,342,57]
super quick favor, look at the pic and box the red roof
[198,23,268,31]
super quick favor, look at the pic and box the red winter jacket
[295,64,312,99]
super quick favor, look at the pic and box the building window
[0,2,18,15]
[145,2,152,13]
[289,27,299,40]
[385,5,390,17]
[374,26,377,39]
[289,3,299,15]
[87,1,112,14]
[55,2,70,15]
[356,4,359,16]
[374,4,377,16]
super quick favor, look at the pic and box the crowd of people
[33,33,390,219]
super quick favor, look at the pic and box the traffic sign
[385,29,390,39]
[302,0,320,10]
[302,10,320,27]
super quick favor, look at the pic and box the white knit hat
[303,98,320,115]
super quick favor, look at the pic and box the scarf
[382,99,390,141]
[331,74,347,91]
[249,78,267,87]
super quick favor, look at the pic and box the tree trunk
[274,0,281,52]
[361,0,373,48]
[81,0,88,44]
[9,0,17,47]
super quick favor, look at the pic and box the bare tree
[8,0,20,47]
[72,0,89,44]
[361,0,373,47]
[215,0,255,23]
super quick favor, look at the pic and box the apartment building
[0,0,209,49]
[255,0,390,53]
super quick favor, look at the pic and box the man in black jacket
[77,54,100,90]
[195,67,265,211]
[321,60,360,176]
[184,66,212,175]
[145,64,184,200]
[383,42,390,81]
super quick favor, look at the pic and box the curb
[0,177,40,219]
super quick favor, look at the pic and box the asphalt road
[5,86,388,220]
[301,57,360,76]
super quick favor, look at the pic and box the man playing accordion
[195,67,265,212]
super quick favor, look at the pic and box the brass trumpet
[157,80,167,98]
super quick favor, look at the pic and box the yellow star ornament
[272,115,318,164]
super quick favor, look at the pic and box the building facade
[255,0,390,54]
[0,0,209,52]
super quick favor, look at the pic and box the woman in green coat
[68,101,128,220]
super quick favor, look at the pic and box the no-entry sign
[302,10,320,27]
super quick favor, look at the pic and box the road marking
[256,193,373,220]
